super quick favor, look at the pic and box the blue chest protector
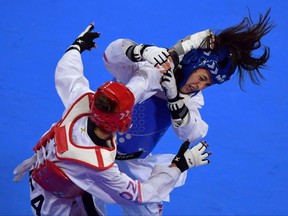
[116,95,171,158]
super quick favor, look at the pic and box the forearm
[125,67,163,104]
[76,164,180,205]
[104,39,163,104]
[140,165,181,203]
[171,29,213,62]
[55,23,99,109]
[55,50,91,108]
[103,39,139,69]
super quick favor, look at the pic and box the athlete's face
[180,68,214,94]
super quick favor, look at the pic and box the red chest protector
[32,93,117,199]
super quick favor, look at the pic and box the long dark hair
[214,8,275,89]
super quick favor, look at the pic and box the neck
[87,118,114,147]
[94,127,113,140]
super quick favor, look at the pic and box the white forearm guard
[171,29,212,62]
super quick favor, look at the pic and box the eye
[200,76,207,81]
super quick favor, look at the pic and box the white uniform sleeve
[55,50,93,109]
[62,162,181,205]
[103,39,163,104]
[172,92,208,143]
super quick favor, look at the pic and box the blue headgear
[180,47,234,87]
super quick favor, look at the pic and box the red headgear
[90,81,135,133]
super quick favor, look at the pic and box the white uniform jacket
[103,39,208,143]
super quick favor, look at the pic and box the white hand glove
[172,141,211,172]
[161,70,190,127]
[160,69,178,100]
[132,45,174,72]
[142,46,170,66]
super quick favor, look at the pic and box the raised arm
[55,23,100,109]
[103,38,164,104]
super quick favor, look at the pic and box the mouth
[189,85,196,92]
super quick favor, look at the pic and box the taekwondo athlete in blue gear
[102,32,214,215]
[104,8,274,215]
[104,31,215,161]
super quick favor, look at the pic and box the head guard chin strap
[180,47,234,87]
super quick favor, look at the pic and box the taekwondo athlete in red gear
[13,23,211,216]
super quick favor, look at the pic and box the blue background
[1,0,287,215]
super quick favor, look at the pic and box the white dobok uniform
[101,39,209,215]
[13,49,184,216]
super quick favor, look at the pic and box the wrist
[66,44,81,53]
[164,85,179,101]
[171,160,187,173]
[129,44,153,62]
[131,44,144,62]
[169,163,177,168]
[167,93,180,102]
[169,163,182,173]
